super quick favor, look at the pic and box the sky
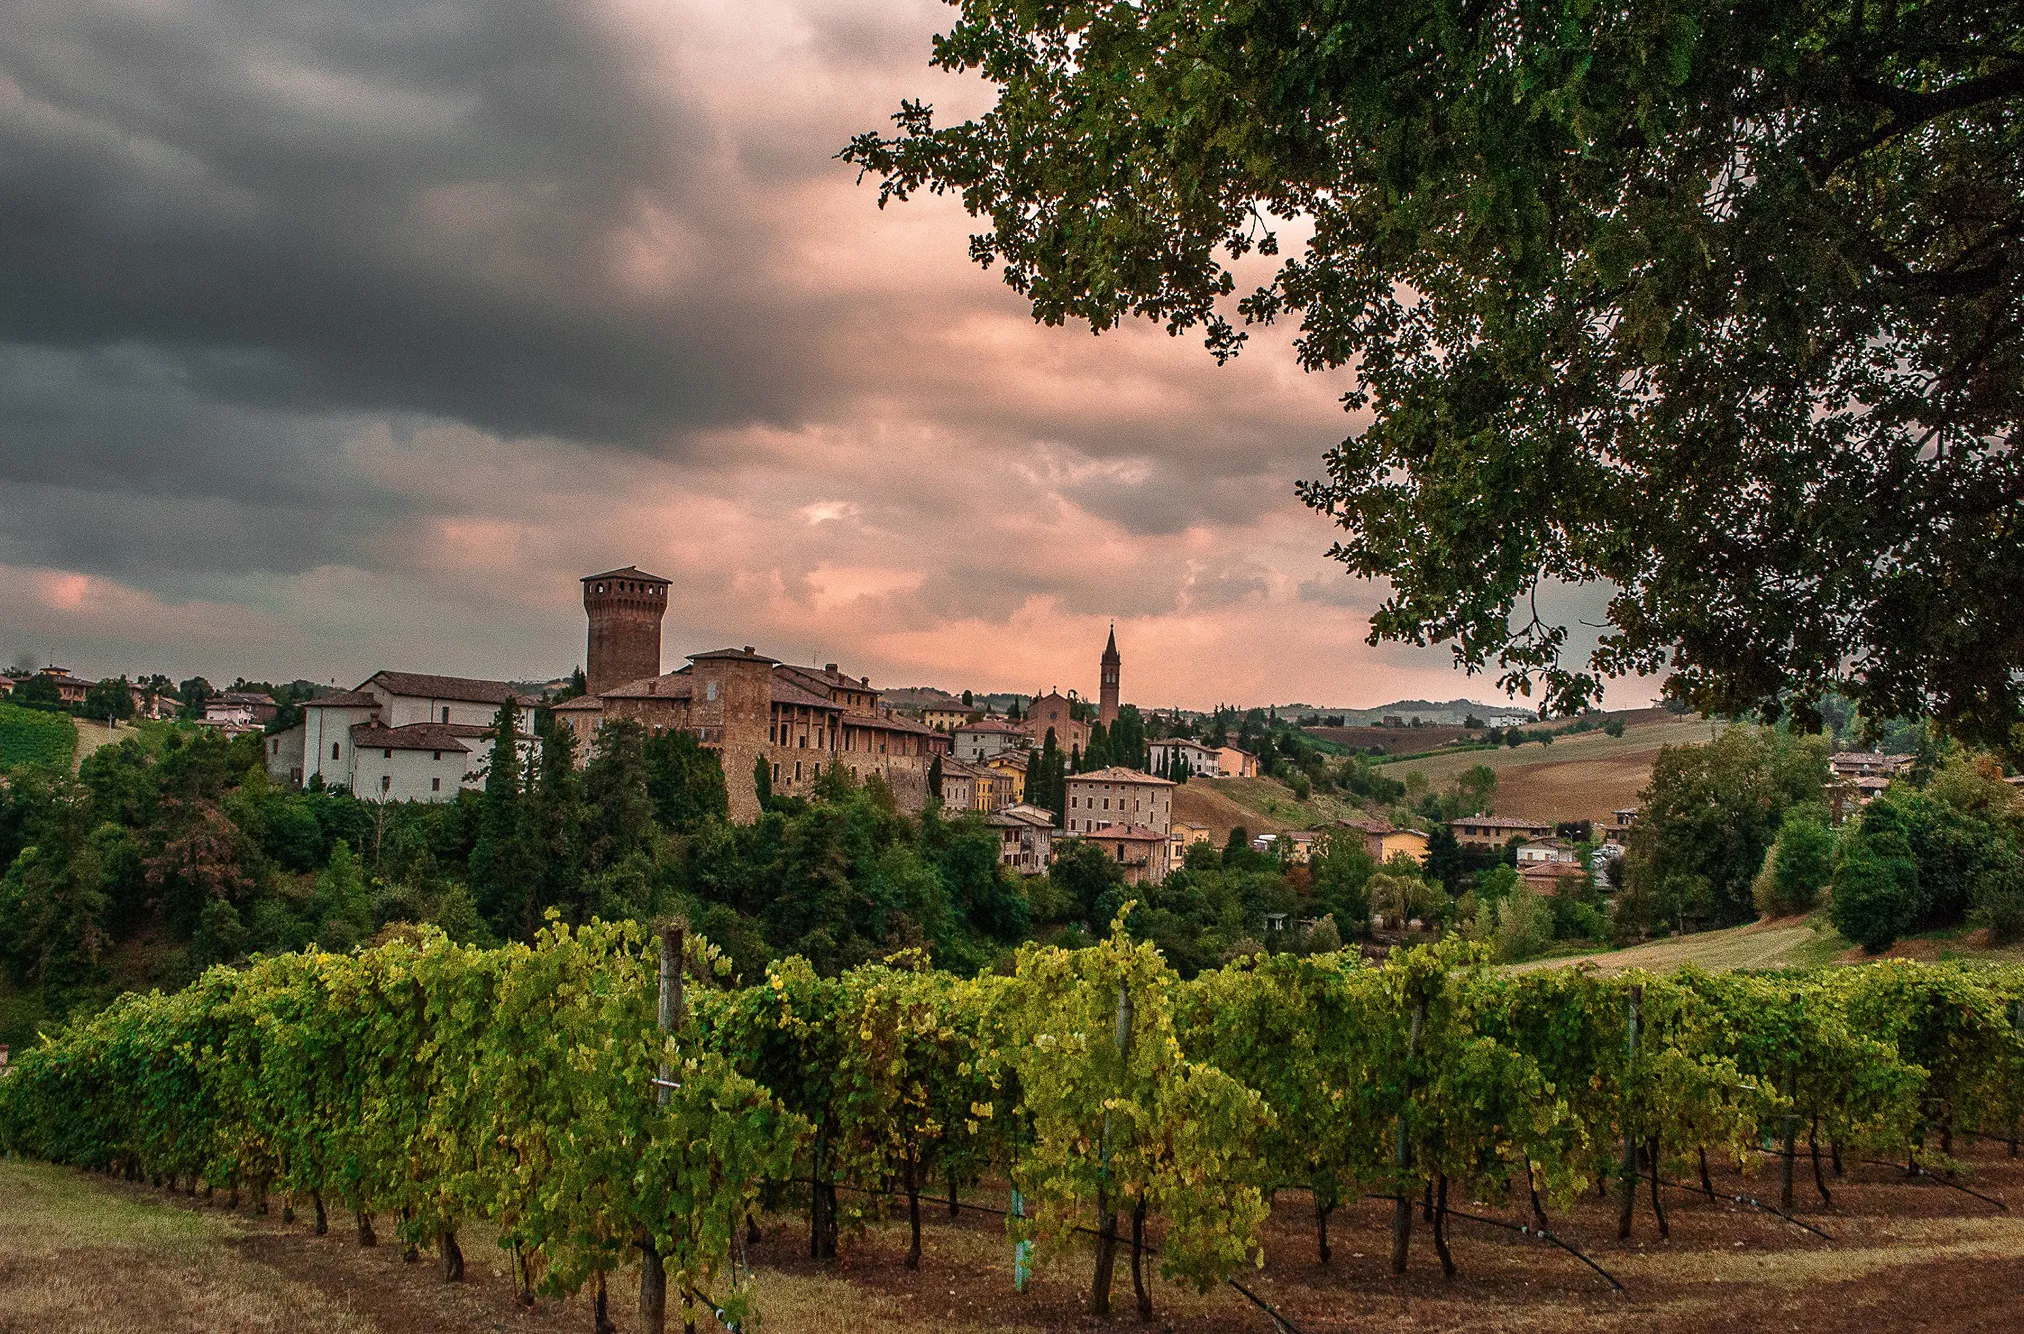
[0,0,1646,712]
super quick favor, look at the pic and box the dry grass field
[1381,713,1734,824]
[8,1145,2024,1334]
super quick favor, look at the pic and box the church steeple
[1098,623,1120,727]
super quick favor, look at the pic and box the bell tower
[581,566,671,695]
[1098,623,1121,727]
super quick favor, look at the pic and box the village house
[952,717,1026,763]
[1252,830,1320,863]
[1448,814,1555,850]
[920,701,974,731]
[984,748,1028,802]
[984,802,1055,874]
[1216,745,1260,778]
[936,756,977,812]
[1063,824,1171,886]
[1064,767,1175,837]
[1148,738,1221,778]
[201,690,278,731]
[1337,816,1429,864]
[1169,820,1213,871]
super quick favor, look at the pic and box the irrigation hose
[1642,1172,1834,1241]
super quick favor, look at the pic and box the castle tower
[581,566,671,696]
[1098,623,1121,727]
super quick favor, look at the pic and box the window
[432,750,441,760]
[795,761,803,782]
[442,706,451,723]
[380,775,391,793]
[773,762,781,780]
[383,748,393,759]
[706,682,718,701]
[431,777,441,792]
[333,742,341,760]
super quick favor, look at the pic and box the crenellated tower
[582,566,671,695]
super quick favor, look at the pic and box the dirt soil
[8,1140,2024,1333]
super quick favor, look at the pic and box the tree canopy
[847,0,2024,744]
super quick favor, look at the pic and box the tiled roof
[214,690,276,705]
[1453,815,1555,829]
[1069,766,1175,787]
[601,673,695,701]
[1336,816,1392,834]
[1074,823,1168,842]
[774,663,877,696]
[852,711,939,736]
[687,647,778,664]
[304,690,381,709]
[364,671,531,706]
[552,695,606,712]
[769,677,844,710]
[350,722,474,753]
[582,565,671,585]
[986,803,1056,829]
[954,718,1024,733]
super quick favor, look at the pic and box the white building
[1148,738,1221,778]
[951,717,1027,763]
[264,672,537,802]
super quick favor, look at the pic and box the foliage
[1620,728,1829,935]
[847,0,2024,745]
[0,704,77,771]
[1754,811,1838,918]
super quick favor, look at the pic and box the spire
[1102,622,1120,664]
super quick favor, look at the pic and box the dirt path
[9,1145,2024,1333]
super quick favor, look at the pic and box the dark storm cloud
[0,0,816,444]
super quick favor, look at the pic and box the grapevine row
[5,918,2024,1326]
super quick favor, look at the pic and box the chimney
[826,663,838,674]
[744,646,755,654]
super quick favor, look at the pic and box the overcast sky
[0,0,1645,711]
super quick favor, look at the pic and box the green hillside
[0,704,78,772]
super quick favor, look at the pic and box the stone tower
[688,646,778,823]
[1098,623,1121,727]
[581,566,671,696]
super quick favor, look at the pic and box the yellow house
[1337,817,1429,865]
[985,751,1027,802]
[1169,820,1213,870]
[922,701,975,731]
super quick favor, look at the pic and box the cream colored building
[1064,767,1174,837]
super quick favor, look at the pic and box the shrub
[1830,838,1919,952]
[1753,813,1836,918]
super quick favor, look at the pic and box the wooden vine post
[1391,996,1425,1275]
[1779,1060,1798,1212]
[640,923,684,1334]
[1089,979,1134,1317]
[1616,984,1642,1240]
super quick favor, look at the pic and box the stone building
[1064,767,1174,837]
[581,566,670,695]
[1065,824,1170,886]
[985,802,1056,874]
[1022,689,1089,757]
[557,634,950,823]
[952,717,1026,762]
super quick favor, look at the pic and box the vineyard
[4,917,2024,1332]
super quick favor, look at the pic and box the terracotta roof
[1336,816,1392,834]
[582,565,671,585]
[600,673,695,701]
[1071,824,1168,843]
[851,711,939,736]
[363,671,533,706]
[1069,766,1175,787]
[1452,815,1555,830]
[986,803,1056,829]
[552,695,606,712]
[770,677,843,710]
[304,691,381,709]
[350,722,475,753]
[687,647,778,664]
[774,663,878,696]
[954,718,1025,734]
[214,690,275,705]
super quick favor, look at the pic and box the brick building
[581,566,670,695]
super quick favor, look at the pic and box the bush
[1753,813,1836,917]
[1830,839,1919,952]
[1971,843,2024,944]
[1492,880,1555,961]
